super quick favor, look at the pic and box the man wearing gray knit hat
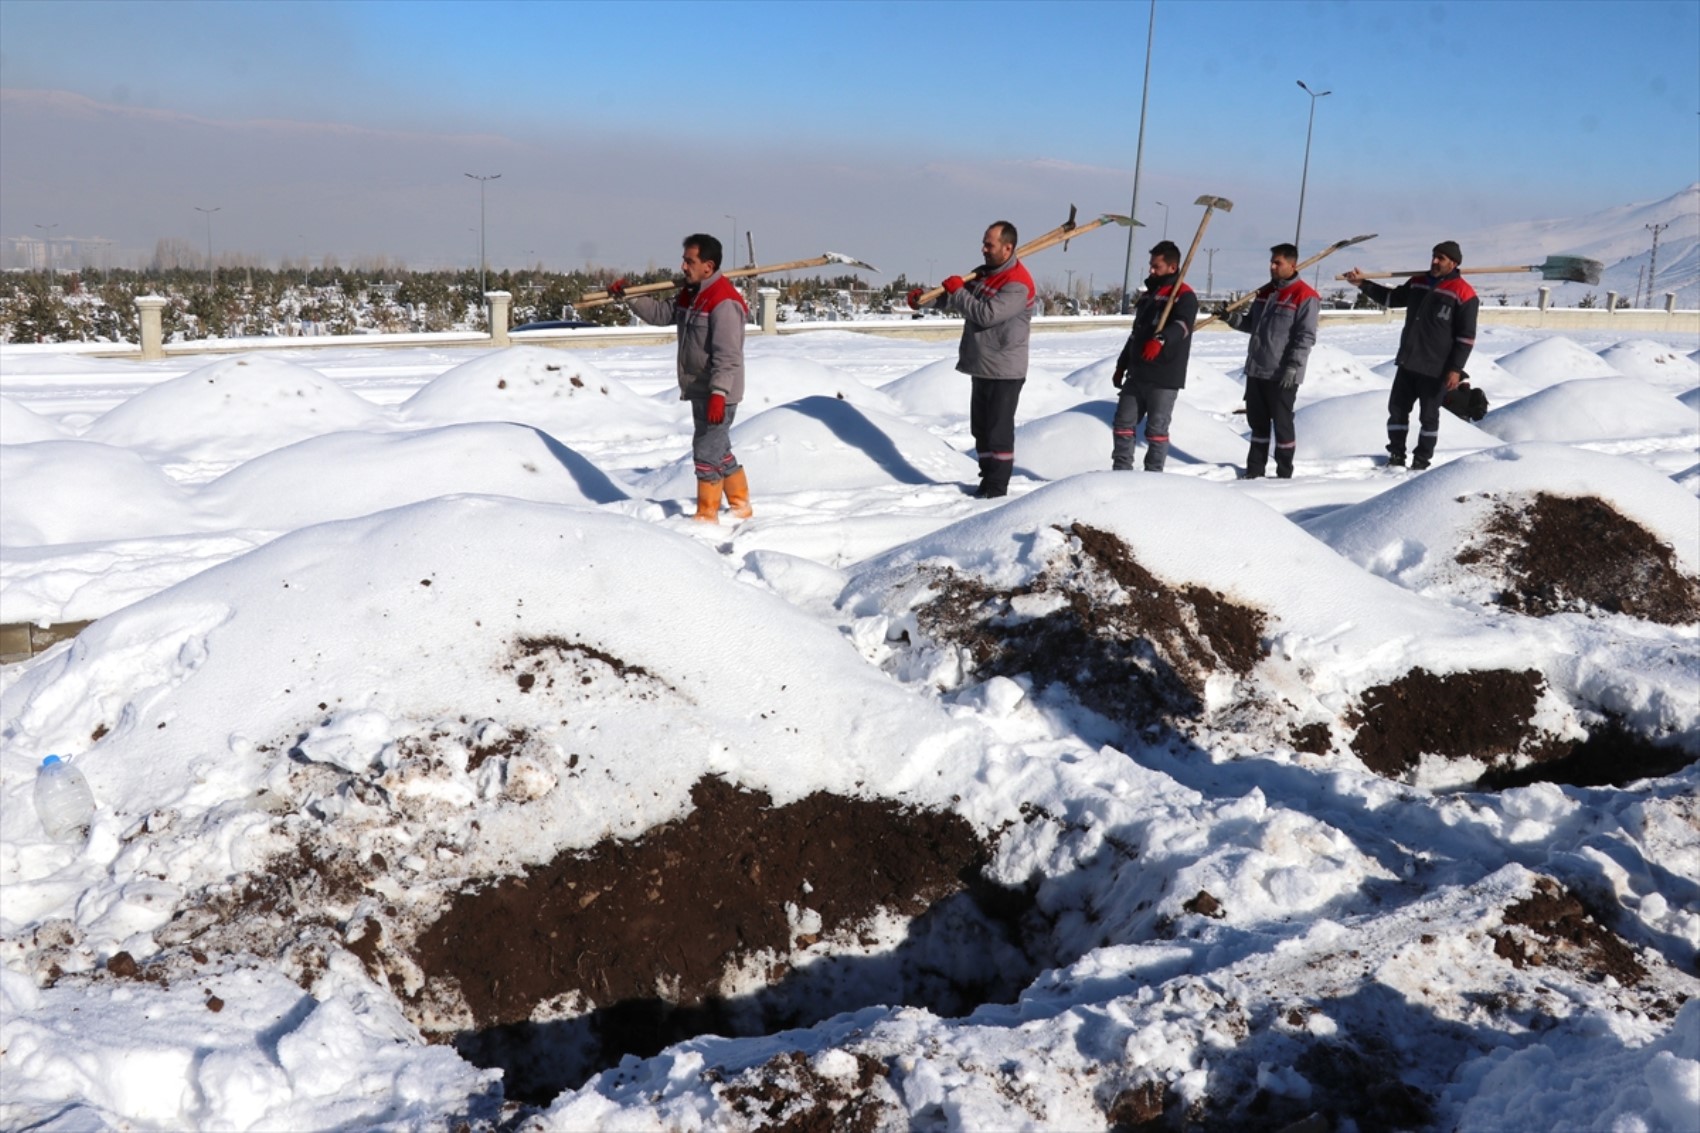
[1344,242,1478,471]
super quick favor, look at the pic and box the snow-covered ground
[1,320,1697,1131]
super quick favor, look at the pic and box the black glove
[1277,364,1301,389]
[607,278,626,299]
[1219,305,1244,330]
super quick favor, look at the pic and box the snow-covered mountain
[1357,184,1699,308]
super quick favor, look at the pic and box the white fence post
[136,295,168,360]
[486,291,512,346]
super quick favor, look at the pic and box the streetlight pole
[33,223,58,280]
[1154,201,1169,240]
[1120,0,1157,313]
[1295,79,1331,254]
[465,172,501,296]
[195,206,220,287]
[1205,248,1217,300]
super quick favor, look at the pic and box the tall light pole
[195,206,220,287]
[1154,201,1169,240]
[1120,0,1157,313]
[465,172,500,295]
[1205,248,1218,299]
[1295,79,1331,253]
[33,222,58,279]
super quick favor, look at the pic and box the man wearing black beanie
[1344,242,1478,470]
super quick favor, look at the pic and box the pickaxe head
[1195,195,1234,211]
[823,251,879,272]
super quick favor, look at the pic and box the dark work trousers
[1245,378,1299,478]
[691,396,741,482]
[969,376,1024,496]
[1387,367,1446,463]
[1111,385,1179,472]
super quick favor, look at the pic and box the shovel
[1335,255,1601,285]
[1195,233,1377,330]
[912,206,1137,307]
[1154,195,1233,334]
[578,251,879,308]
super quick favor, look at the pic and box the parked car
[511,319,595,333]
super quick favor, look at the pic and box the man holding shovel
[1112,240,1198,472]
[610,234,752,521]
[1344,241,1478,470]
[1223,243,1319,479]
[907,220,1036,498]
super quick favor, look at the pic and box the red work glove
[607,278,626,298]
[1141,338,1163,362]
[942,275,965,294]
[706,392,726,425]
[907,287,924,310]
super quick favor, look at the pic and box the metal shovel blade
[1542,256,1602,284]
[822,251,879,273]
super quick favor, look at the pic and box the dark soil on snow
[1346,667,1546,778]
[414,775,1034,1101]
[916,522,1267,727]
[1492,876,1648,987]
[714,1049,897,1133]
[1456,492,1700,624]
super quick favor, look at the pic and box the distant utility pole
[1295,79,1331,254]
[1205,247,1217,299]
[465,172,501,296]
[195,206,220,287]
[1645,221,1670,307]
[1634,265,1646,308]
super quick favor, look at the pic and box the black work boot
[1242,442,1268,480]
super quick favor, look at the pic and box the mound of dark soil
[1346,667,1545,778]
[418,776,987,1028]
[1457,492,1700,624]
[1492,877,1647,987]
[413,776,1022,1099]
[916,522,1267,726]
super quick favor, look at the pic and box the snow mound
[738,356,904,416]
[838,473,1549,737]
[197,423,629,530]
[1375,352,1525,398]
[0,396,64,444]
[400,346,674,439]
[1596,339,1700,389]
[1476,376,1699,443]
[1293,390,1502,459]
[1014,401,1248,480]
[1299,342,1387,395]
[1306,442,1700,590]
[0,496,972,936]
[638,395,979,496]
[83,354,386,467]
[1494,337,1623,383]
[874,358,969,421]
[0,441,202,546]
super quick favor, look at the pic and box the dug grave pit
[413,775,1039,1102]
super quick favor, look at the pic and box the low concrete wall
[0,621,93,665]
[50,300,1700,360]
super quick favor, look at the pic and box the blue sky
[2,0,1696,292]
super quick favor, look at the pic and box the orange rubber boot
[723,468,753,519]
[693,479,723,523]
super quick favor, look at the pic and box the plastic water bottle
[34,755,96,843]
